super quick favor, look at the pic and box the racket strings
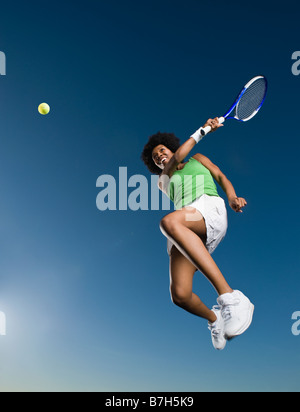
[235,78,267,121]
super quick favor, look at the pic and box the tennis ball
[38,103,50,115]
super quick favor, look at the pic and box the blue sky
[0,0,299,392]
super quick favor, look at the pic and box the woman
[141,118,254,350]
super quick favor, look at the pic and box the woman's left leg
[169,245,217,323]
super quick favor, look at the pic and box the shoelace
[208,323,222,337]
[208,305,223,339]
[221,298,240,321]
[211,328,222,339]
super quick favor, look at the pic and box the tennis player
[141,118,254,350]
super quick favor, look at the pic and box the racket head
[223,75,268,122]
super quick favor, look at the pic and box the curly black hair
[141,132,181,175]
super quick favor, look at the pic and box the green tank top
[168,157,219,209]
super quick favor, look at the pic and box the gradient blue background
[0,0,299,392]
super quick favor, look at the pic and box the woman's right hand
[203,117,224,133]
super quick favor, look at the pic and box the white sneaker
[208,306,227,350]
[217,290,254,339]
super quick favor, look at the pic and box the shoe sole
[213,334,227,350]
[225,303,255,340]
[214,341,227,351]
[211,333,227,350]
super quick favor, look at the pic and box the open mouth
[160,157,168,165]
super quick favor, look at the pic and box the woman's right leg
[169,245,217,323]
[161,209,233,297]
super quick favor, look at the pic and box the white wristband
[190,128,204,144]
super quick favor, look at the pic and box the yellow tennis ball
[38,103,50,115]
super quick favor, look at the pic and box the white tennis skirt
[167,194,228,256]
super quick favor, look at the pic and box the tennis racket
[200,75,268,136]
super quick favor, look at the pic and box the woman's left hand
[229,196,247,213]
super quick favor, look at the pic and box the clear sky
[0,0,299,392]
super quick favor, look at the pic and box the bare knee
[170,286,191,308]
[160,214,179,238]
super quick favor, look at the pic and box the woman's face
[152,145,174,170]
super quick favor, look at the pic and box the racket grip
[200,117,225,136]
[200,125,212,136]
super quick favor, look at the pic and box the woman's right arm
[160,118,222,179]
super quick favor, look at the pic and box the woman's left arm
[194,153,247,213]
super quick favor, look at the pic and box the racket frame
[200,75,268,136]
